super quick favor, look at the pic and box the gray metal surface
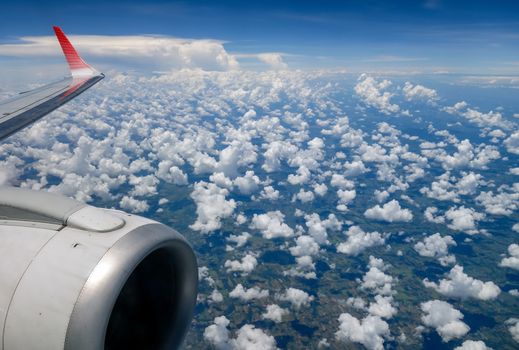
[0,74,104,141]
[64,223,198,350]
[0,186,85,223]
[0,193,198,350]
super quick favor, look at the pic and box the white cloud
[0,34,240,71]
[226,232,251,251]
[257,53,288,70]
[313,183,328,196]
[224,253,258,275]
[354,74,400,115]
[229,284,269,301]
[232,324,277,350]
[294,188,315,203]
[364,200,413,223]
[445,206,485,234]
[454,340,492,350]
[414,233,457,266]
[344,160,369,177]
[204,317,277,350]
[304,213,342,244]
[504,132,519,154]
[233,170,260,195]
[360,264,394,296]
[290,235,320,257]
[337,226,385,256]
[368,295,397,319]
[423,265,501,300]
[424,206,446,224]
[204,316,231,350]
[499,244,519,270]
[210,289,224,303]
[507,318,519,343]
[190,181,237,233]
[262,304,289,323]
[476,187,519,216]
[402,82,439,103]
[336,189,357,210]
[250,211,295,239]
[156,161,188,185]
[210,172,234,189]
[216,140,258,178]
[259,185,280,200]
[335,313,390,350]
[287,166,311,185]
[421,300,469,342]
[278,287,314,309]
[119,195,149,213]
[444,101,511,129]
[330,174,355,190]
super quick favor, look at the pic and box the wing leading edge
[0,27,104,141]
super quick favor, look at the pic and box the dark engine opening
[105,248,177,350]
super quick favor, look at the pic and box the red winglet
[53,26,96,76]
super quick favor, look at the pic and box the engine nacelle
[0,187,198,350]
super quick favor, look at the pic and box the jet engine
[0,187,198,350]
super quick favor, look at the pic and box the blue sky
[1,0,519,74]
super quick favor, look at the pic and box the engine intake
[0,187,198,350]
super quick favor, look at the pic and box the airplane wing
[0,26,104,141]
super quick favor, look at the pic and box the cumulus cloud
[204,316,231,350]
[294,188,315,203]
[414,233,457,266]
[229,284,269,301]
[424,207,446,224]
[445,206,485,234]
[423,265,501,300]
[226,231,251,251]
[335,313,390,350]
[209,289,224,303]
[119,195,149,213]
[232,324,277,350]
[507,318,519,343]
[337,226,385,256]
[204,316,277,350]
[364,200,413,222]
[0,34,240,71]
[354,74,400,115]
[233,170,260,194]
[259,185,280,200]
[421,300,469,342]
[360,263,395,296]
[262,304,289,323]
[304,213,342,244]
[499,244,519,270]
[476,187,519,216]
[190,181,237,233]
[443,101,512,129]
[224,253,258,275]
[454,340,492,350]
[250,211,295,239]
[257,53,288,70]
[290,235,320,257]
[368,295,398,319]
[402,82,439,104]
[504,132,519,154]
[278,287,314,309]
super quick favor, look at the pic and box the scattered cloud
[423,265,501,300]
[421,300,469,342]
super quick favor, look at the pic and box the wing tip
[52,26,100,77]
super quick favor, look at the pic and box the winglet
[53,26,99,77]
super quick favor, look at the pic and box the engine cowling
[0,187,198,350]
